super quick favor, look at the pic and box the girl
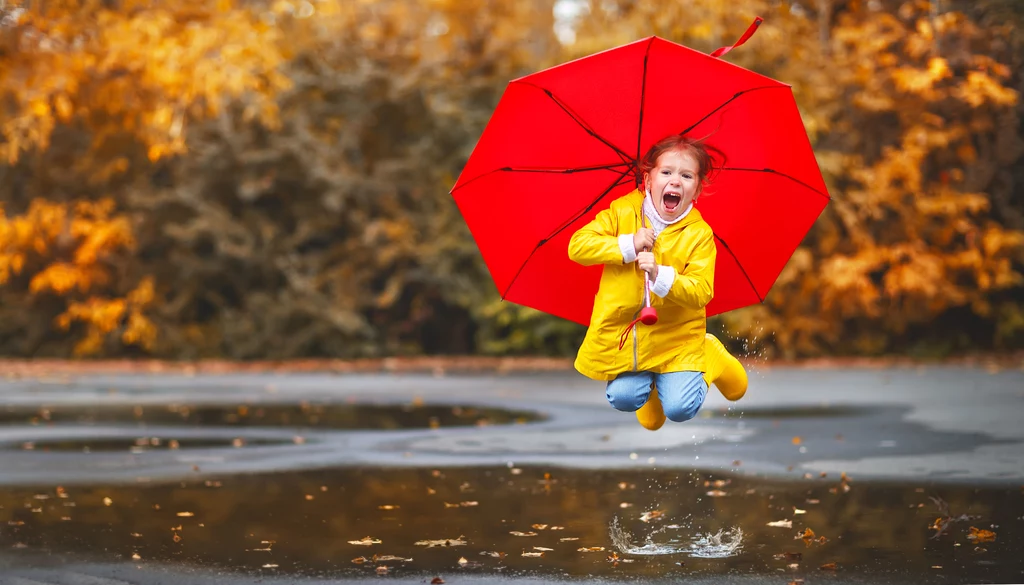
[568,135,747,431]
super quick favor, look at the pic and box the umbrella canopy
[451,29,830,326]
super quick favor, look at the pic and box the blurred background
[0,0,1021,362]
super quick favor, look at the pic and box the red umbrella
[451,22,829,326]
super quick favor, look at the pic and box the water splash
[609,516,686,555]
[688,527,744,558]
[609,517,744,558]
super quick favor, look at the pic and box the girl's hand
[637,251,658,280]
[633,228,655,254]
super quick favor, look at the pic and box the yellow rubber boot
[703,333,747,401]
[635,384,666,431]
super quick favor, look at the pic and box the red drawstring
[618,316,643,351]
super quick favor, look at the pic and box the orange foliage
[0,0,290,172]
[0,199,156,355]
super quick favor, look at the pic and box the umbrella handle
[640,206,658,326]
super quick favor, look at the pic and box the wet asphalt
[0,364,1020,584]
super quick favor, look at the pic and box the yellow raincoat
[568,189,716,381]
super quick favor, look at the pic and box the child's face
[645,149,701,221]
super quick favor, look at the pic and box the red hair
[639,135,723,196]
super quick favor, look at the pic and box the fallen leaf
[796,528,816,546]
[639,510,664,522]
[967,527,997,542]
[706,490,727,497]
[788,563,800,569]
[479,551,506,558]
[415,537,467,547]
[559,537,579,542]
[774,552,803,561]
[176,512,194,517]
[792,437,802,445]
[378,505,399,510]
[619,502,633,508]
[351,557,368,564]
[460,501,478,507]
[531,524,548,530]
[788,580,805,585]
[373,555,412,562]
[431,578,445,584]
[577,546,606,552]
[172,532,182,543]
[819,562,838,570]
[131,553,141,560]
[348,537,381,546]
[444,502,460,508]
[262,564,278,569]
[509,531,537,537]
[375,566,388,575]
[533,546,554,551]
[457,557,468,565]
[767,520,793,528]
[522,552,544,557]
[705,479,731,488]
[793,508,806,515]
[103,497,113,506]
[550,526,565,530]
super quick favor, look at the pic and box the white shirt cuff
[651,265,675,298]
[619,234,637,263]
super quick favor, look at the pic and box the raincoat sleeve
[664,228,716,309]
[568,207,626,266]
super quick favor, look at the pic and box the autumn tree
[0,0,290,356]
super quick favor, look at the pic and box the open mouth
[663,193,681,212]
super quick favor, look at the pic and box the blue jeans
[606,371,708,423]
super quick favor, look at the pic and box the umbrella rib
[714,233,763,304]
[679,85,784,136]
[500,167,633,300]
[515,80,634,164]
[720,167,831,200]
[450,163,630,194]
[501,162,630,174]
[635,37,655,161]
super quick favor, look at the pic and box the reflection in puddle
[0,467,1019,583]
[0,402,543,430]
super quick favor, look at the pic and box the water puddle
[16,436,292,452]
[709,405,869,419]
[0,467,1019,583]
[0,402,543,430]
